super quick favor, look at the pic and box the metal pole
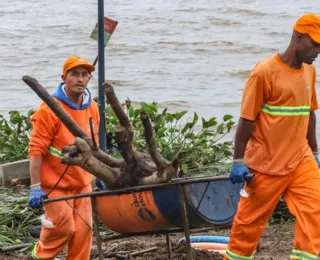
[91,197,104,260]
[42,175,255,204]
[178,184,193,260]
[166,234,172,259]
[97,0,106,150]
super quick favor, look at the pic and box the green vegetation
[105,101,234,175]
[0,102,235,175]
[0,188,39,254]
[0,110,34,165]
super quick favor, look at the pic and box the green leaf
[140,102,150,111]
[226,121,235,132]
[140,102,154,118]
[207,117,217,128]
[157,127,166,137]
[9,111,22,125]
[27,109,35,118]
[202,117,208,129]
[106,107,116,119]
[128,107,134,118]
[134,108,142,118]
[176,111,188,120]
[111,118,118,125]
[166,113,175,123]
[186,132,196,139]
[204,131,215,136]
[223,114,233,121]
[161,108,167,115]
[193,112,199,124]
[168,128,179,133]
[155,114,164,129]
[216,124,225,134]
[150,102,158,113]
[3,121,13,135]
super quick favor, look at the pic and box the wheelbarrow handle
[244,173,255,182]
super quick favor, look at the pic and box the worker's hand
[96,178,107,190]
[229,158,250,184]
[28,183,47,209]
[313,152,320,168]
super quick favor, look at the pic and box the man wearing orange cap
[27,56,101,259]
[226,14,320,260]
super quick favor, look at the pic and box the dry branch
[22,75,180,188]
[103,82,134,164]
[140,110,169,169]
[22,75,124,168]
[61,138,120,184]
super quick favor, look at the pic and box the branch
[22,75,124,168]
[134,152,157,172]
[61,138,120,184]
[131,246,158,256]
[140,110,168,169]
[114,125,133,163]
[103,82,134,164]
[103,83,131,127]
[0,243,33,252]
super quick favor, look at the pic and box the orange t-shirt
[29,98,100,189]
[241,54,318,175]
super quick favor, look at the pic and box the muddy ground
[0,221,297,260]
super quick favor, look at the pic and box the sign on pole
[90,16,118,46]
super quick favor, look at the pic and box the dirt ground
[0,221,297,260]
[93,222,295,260]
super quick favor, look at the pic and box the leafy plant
[0,109,35,165]
[105,101,235,175]
[0,103,235,176]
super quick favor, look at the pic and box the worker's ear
[295,32,303,44]
[61,74,66,81]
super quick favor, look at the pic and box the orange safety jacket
[29,83,100,189]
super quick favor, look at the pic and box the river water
[1,0,320,139]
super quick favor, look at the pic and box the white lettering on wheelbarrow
[131,192,156,222]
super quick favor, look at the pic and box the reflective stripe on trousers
[31,243,55,260]
[225,248,255,260]
[31,245,39,259]
[290,249,318,260]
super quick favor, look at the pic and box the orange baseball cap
[293,13,320,44]
[63,56,95,75]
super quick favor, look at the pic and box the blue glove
[96,178,107,190]
[28,183,47,208]
[314,152,320,167]
[229,158,250,184]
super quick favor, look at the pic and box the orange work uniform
[225,54,320,260]
[29,83,100,260]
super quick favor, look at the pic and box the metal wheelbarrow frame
[42,175,246,260]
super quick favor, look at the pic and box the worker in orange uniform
[227,13,320,260]
[27,56,105,259]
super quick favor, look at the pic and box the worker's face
[61,67,91,95]
[296,34,320,65]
